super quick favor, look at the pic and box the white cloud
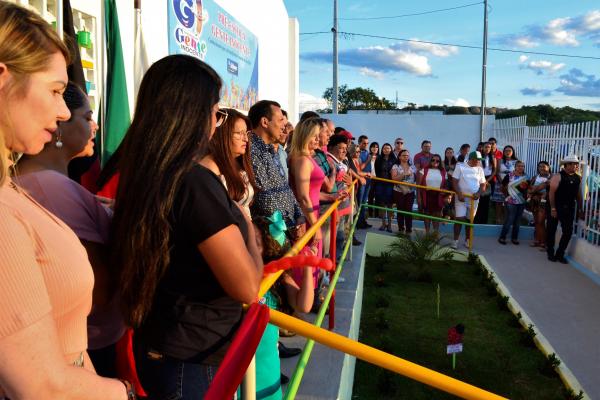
[359,67,385,80]
[298,92,328,113]
[444,98,470,107]
[495,34,539,48]
[301,39,459,78]
[397,41,459,57]
[499,9,600,48]
[539,17,579,46]
[518,57,566,75]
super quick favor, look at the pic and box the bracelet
[119,379,137,400]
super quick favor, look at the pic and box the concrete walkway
[278,221,600,399]
[472,235,600,399]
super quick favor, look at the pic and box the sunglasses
[215,109,228,128]
[395,141,403,144]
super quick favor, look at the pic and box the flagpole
[56,0,64,39]
[99,0,106,165]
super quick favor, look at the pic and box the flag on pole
[133,0,149,104]
[103,0,130,164]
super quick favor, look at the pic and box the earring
[55,129,63,148]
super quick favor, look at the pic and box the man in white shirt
[451,151,486,249]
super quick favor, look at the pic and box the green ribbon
[267,210,287,246]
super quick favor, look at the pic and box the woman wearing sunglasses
[112,55,263,398]
[418,154,447,234]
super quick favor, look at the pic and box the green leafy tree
[323,85,396,113]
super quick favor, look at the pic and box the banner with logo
[168,0,259,111]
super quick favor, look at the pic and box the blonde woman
[0,3,134,399]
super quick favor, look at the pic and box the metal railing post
[240,356,256,400]
[328,209,338,330]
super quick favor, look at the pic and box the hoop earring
[55,129,63,148]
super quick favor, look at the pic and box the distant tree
[446,106,469,115]
[496,105,600,126]
[323,85,396,113]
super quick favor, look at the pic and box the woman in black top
[111,55,263,398]
[374,143,396,232]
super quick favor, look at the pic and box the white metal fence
[494,116,600,246]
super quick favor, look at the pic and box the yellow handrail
[371,175,474,198]
[269,308,507,400]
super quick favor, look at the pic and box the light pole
[332,0,339,114]
[479,0,488,141]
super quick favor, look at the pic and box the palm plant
[387,232,457,278]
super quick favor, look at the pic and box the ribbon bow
[267,210,287,246]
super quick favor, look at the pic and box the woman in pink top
[288,118,342,286]
[16,82,125,378]
[0,3,134,399]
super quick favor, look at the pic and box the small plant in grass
[509,311,523,327]
[497,295,510,311]
[377,334,393,354]
[387,232,457,280]
[521,324,537,347]
[540,353,561,377]
[375,295,390,309]
[376,370,397,396]
[375,310,389,330]
[374,274,387,287]
[467,251,479,265]
[563,388,585,400]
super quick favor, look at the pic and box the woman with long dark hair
[366,142,379,216]
[529,161,551,248]
[202,108,256,218]
[492,145,518,224]
[443,147,457,186]
[375,143,395,232]
[111,55,263,398]
[474,142,496,224]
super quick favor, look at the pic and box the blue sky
[283,0,600,111]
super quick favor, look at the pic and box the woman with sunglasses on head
[0,3,135,399]
[491,145,518,224]
[201,108,256,219]
[15,82,127,379]
[111,55,263,398]
[418,154,447,234]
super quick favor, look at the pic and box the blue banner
[168,0,259,111]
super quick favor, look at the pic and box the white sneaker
[451,240,458,249]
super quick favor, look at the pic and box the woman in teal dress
[252,212,316,399]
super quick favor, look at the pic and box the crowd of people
[0,3,586,399]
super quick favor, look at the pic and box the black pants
[474,194,491,224]
[546,207,575,258]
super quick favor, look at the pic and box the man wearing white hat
[546,155,584,263]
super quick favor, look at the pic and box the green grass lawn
[352,255,568,400]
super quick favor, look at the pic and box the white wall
[322,113,496,157]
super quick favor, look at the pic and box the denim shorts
[134,346,219,400]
